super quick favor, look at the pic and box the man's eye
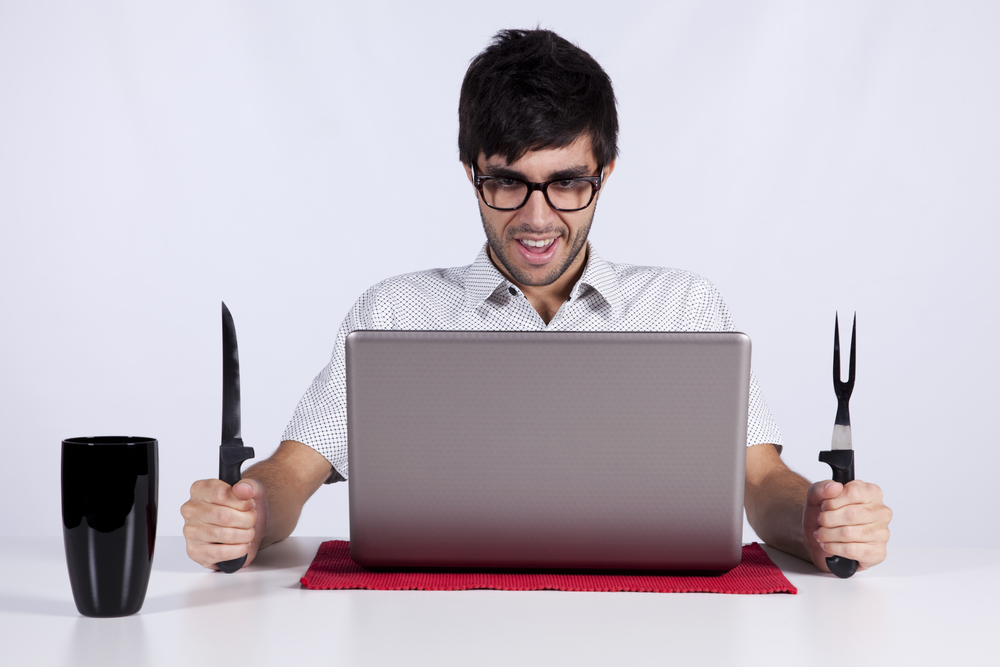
[496,178,520,188]
[553,180,586,190]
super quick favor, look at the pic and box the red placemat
[300,541,796,594]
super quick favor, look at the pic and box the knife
[218,301,256,573]
[818,312,859,579]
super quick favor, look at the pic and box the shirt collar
[462,243,512,311]
[463,242,622,318]
[571,244,622,318]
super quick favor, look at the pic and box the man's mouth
[515,237,559,264]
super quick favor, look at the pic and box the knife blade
[218,301,256,573]
[819,312,858,578]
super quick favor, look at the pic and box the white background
[1,1,997,550]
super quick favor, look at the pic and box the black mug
[61,436,158,617]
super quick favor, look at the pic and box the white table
[1,537,996,666]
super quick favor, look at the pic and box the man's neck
[487,244,589,325]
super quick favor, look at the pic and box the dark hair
[458,29,618,168]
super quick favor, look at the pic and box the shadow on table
[858,547,1000,578]
[0,585,270,618]
[245,536,327,572]
[141,539,330,613]
[758,544,818,576]
[0,538,331,617]
[759,542,1000,578]
[151,536,328,574]
[140,579,265,614]
[150,542,208,574]
[0,594,79,617]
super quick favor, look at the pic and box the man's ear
[602,159,616,181]
[462,161,481,200]
[595,159,616,201]
[601,159,616,184]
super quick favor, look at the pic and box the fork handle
[818,450,859,578]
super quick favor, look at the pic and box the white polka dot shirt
[283,243,783,481]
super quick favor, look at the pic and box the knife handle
[818,449,859,579]
[219,445,256,485]
[217,445,256,573]
[217,555,247,574]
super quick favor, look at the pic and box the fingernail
[813,530,819,539]
[250,500,256,510]
[824,482,835,491]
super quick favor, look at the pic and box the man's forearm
[744,444,811,561]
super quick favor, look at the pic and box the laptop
[346,330,751,572]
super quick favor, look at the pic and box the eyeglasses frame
[471,164,605,212]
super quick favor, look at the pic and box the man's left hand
[804,479,892,573]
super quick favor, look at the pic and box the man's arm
[744,443,892,572]
[180,440,332,569]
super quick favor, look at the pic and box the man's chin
[492,246,565,287]
[488,235,590,288]
[509,262,567,287]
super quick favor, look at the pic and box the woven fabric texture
[300,541,797,595]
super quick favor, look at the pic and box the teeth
[520,238,555,248]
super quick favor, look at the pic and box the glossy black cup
[61,436,158,617]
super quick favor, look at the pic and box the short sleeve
[683,279,784,451]
[281,285,391,480]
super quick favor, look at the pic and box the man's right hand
[181,478,268,570]
[180,440,334,570]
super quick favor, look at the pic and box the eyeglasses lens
[481,180,529,210]
[546,180,594,211]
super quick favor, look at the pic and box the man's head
[459,29,618,291]
[458,28,618,168]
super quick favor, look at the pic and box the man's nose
[519,189,554,227]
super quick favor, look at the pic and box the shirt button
[508,286,516,296]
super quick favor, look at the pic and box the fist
[804,479,892,573]
[180,478,268,570]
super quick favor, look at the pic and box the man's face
[465,135,614,288]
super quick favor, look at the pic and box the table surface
[1,537,997,667]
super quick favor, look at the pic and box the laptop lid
[346,330,750,571]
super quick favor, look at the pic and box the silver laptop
[346,331,750,572]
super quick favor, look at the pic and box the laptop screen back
[347,330,750,571]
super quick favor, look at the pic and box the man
[182,29,891,574]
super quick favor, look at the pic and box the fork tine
[848,312,856,389]
[833,312,842,393]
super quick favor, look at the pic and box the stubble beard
[479,206,595,287]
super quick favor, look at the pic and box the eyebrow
[481,164,596,181]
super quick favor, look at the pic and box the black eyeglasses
[472,164,604,212]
